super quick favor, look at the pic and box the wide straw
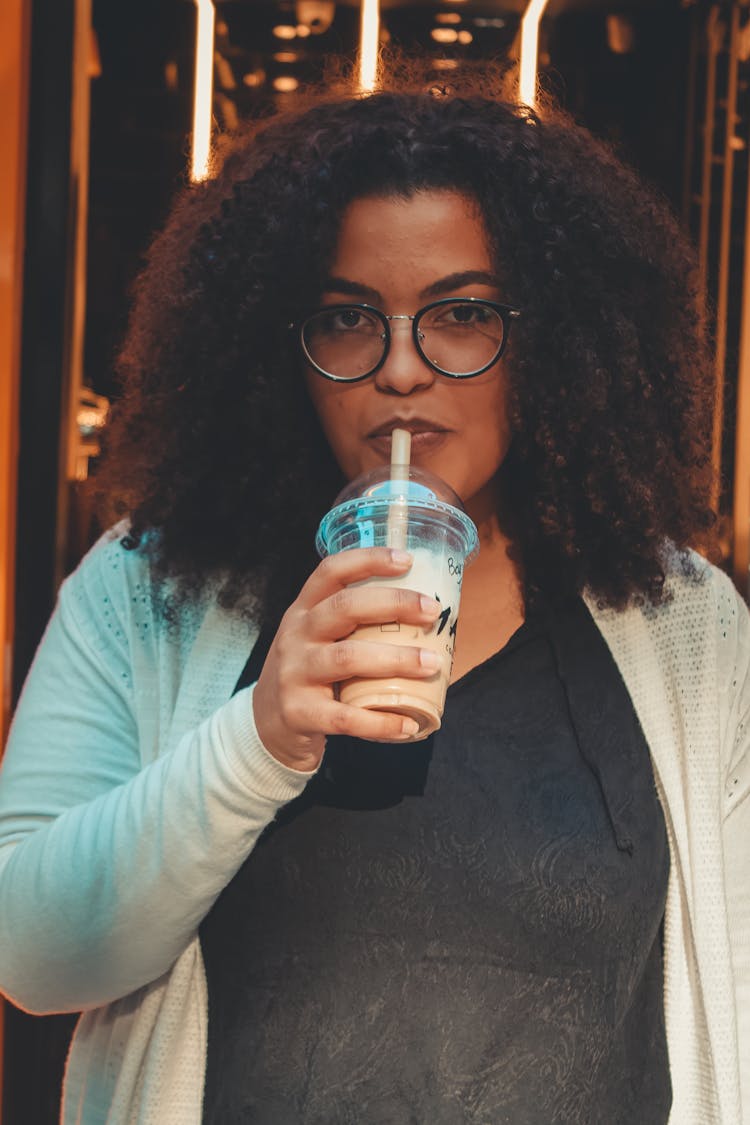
[387,428,411,551]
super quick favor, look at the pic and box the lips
[366,418,451,458]
[366,417,449,439]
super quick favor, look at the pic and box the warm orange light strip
[191,0,215,182]
[733,45,750,590]
[519,0,550,107]
[359,0,380,94]
[0,0,28,751]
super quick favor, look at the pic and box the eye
[335,308,365,329]
[448,302,490,324]
[427,301,493,328]
[316,307,380,333]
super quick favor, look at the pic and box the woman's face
[304,191,514,521]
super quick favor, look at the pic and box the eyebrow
[321,270,502,302]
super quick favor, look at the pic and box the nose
[373,319,436,395]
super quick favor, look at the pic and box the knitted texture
[588,560,748,1123]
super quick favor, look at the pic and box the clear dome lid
[330,464,467,511]
[316,465,479,560]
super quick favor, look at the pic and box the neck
[462,483,524,613]
[449,492,526,681]
[464,472,520,564]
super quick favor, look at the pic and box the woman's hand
[252,548,443,771]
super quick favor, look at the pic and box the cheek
[305,378,362,471]
[321,405,353,458]
[474,380,512,452]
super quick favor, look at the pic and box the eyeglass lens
[302,300,506,380]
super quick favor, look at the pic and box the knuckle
[278,702,297,732]
[279,692,307,732]
[333,641,355,670]
[274,631,292,663]
[330,587,353,617]
[318,554,338,579]
[329,707,353,735]
[388,643,410,668]
[275,633,303,675]
[278,603,297,628]
[394,586,415,613]
[276,609,302,647]
[317,555,339,585]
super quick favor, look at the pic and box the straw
[387,428,411,551]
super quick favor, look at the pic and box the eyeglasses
[290,297,521,382]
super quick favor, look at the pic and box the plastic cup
[315,465,479,741]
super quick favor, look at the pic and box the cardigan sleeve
[719,573,750,1116]
[0,540,314,1015]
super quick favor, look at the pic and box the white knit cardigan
[0,529,747,1124]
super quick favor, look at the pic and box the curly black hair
[96,56,716,622]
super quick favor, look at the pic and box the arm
[0,554,313,1015]
[720,575,750,1113]
[0,537,444,1015]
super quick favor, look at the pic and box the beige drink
[338,546,464,738]
[315,464,478,742]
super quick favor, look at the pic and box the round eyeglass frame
[290,296,522,383]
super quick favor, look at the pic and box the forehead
[331,191,494,283]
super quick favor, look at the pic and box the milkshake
[315,461,479,740]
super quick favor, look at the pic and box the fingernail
[420,649,441,670]
[420,594,442,615]
[390,549,412,565]
[400,718,420,738]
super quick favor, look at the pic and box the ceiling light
[432,58,459,70]
[164,60,179,91]
[273,75,300,92]
[457,30,473,44]
[359,0,380,93]
[296,24,312,38]
[243,69,266,87]
[606,14,635,54]
[431,27,458,43]
[272,25,297,39]
[436,12,461,23]
[191,0,215,183]
[274,51,298,63]
[520,0,550,107]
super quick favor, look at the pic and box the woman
[0,63,747,1124]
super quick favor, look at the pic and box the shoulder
[651,549,748,659]
[67,521,153,594]
[588,548,750,783]
[58,522,207,657]
[60,522,155,638]
[652,551,749,706]
[586,547,749,706]
[589,548,747,647]
[663,545,742,608]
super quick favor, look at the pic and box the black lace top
[200,597,671,1124]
